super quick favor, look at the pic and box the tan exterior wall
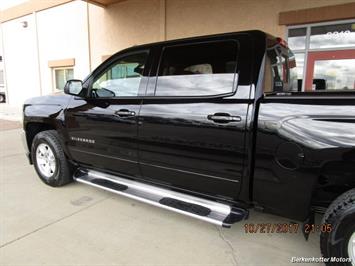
[165,0,355,40]
[89,0,162,68]
[88,0,355,69]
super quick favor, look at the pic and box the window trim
[87,49,150,99]
[263,90,355,99]
[52,67,74,92]
[153,39,240,99]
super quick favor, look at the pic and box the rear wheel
[320,188,355,266]
[348,232,355,265]
[31,130,72,187]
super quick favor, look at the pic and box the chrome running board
[74,168,247,227]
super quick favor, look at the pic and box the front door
[65,50,149,178]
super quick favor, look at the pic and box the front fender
[23,94,73,159]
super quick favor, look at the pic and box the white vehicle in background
[0,86,5,103]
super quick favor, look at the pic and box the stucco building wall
[88,0,162,69]
[1,1,90,105]
[89,0,355,69]
[1,0,354,106]
[1,14,40,106]
[36,0,90,96]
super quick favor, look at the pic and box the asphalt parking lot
[0,121,322,266]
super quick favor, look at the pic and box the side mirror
[64,79,83,96]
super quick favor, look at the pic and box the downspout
[34,11,43,96]
[86,2,92,72]
[160,0,166,41]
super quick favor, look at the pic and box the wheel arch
[25,122,56,152]
[312,159,355,210]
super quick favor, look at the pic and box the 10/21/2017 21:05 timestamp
[244,223,333,234]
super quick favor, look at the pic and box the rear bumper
[21,130,32,164]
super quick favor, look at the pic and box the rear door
[138,37,253,201]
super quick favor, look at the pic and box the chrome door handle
[207,113,241,123]
[114,109,136,117]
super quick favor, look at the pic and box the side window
[92,51,148,97]
[155,40,238,96]
[265,44,297,93]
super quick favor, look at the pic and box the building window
[53,68,74,91]
[287,20,355,91]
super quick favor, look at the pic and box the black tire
[31,130,72,187]
[0,94,5,103]
[320,188,355,266]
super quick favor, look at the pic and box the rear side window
[155,40,238,96]
[264,42,298,93]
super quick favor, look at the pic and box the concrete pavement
[0,104,22,122]
[0,126,322,266]
[0,120,21,131]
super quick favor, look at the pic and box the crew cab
[22,30,355,265]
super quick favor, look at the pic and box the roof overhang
[84,0,127,8]
[0,0,126,23]
[279,2,355,25]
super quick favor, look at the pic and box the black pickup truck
[22,30,355,265]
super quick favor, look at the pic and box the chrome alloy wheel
[36,143,56,178]
[349,232,355,266]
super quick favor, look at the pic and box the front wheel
[320,188,355,266]
[31,130,72,187]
